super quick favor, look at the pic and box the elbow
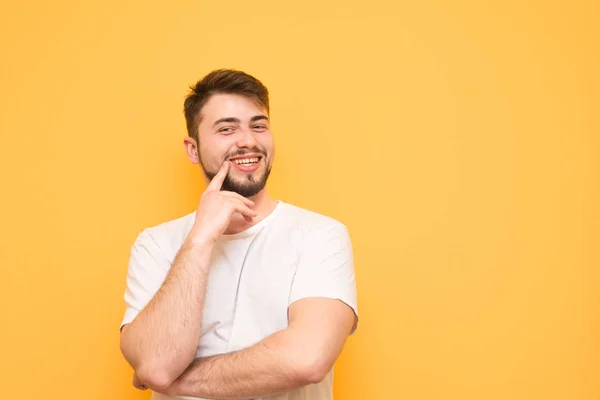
[136,366,177,391]
[120,327,186,391]
[305,365,330,385]
[120,350,175,389]
[296,355,332,385]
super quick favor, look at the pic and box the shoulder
[276,202,351,243]
[278,201,346,228]
[133,211,196,262]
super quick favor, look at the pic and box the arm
[120,162,257,390]
[120,236,213,390]
[161,297,357,399]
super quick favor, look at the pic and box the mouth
[228,154,263,173]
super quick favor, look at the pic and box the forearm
[121,238,213,388]
[163,328,323,399]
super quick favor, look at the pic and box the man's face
[195,93,274,197]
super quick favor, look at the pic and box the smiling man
[119,69,359,400]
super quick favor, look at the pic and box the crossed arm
[120,237,213,389]
[158,297,356,399]
[120,225,357,397]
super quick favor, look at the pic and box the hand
[189,162,257,244]
[132,372,147,391]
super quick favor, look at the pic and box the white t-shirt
[121,200,359,400]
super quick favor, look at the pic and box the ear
[183,136,200,164]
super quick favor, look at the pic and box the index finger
[206,161,230,192]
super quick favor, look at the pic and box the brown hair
[183,69,270,141]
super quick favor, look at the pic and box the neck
[224,188,278,235]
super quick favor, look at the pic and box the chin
[233,185,265,198]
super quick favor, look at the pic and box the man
[119,69,359,400]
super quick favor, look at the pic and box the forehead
[199,93,268,124]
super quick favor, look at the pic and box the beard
[201,148,271,198]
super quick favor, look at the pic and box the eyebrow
[250,115,269,123]
[213,117,240,127]
[212,115,269,127]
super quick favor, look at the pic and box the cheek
[260,134,275,155]
[200,138,231,163]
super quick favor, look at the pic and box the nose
[236,127,258,149]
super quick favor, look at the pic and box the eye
[252,125,267,131]
[218,127,235,134]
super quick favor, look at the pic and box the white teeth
[233,157,259,165]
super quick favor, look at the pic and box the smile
[228,154,263,173]
[232,157,260,165]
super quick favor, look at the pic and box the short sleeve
[289,223,359,334]
[120,229,171,330]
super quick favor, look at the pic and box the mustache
[224,147,267,160]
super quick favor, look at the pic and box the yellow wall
[1,1,598,399]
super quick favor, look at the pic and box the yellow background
[1,0,598,399]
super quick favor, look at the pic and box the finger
[230,199,258,218]
[232,199,257,217]
[206,162,230,192]
[231,198,255,223]
[221,191,255,207]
